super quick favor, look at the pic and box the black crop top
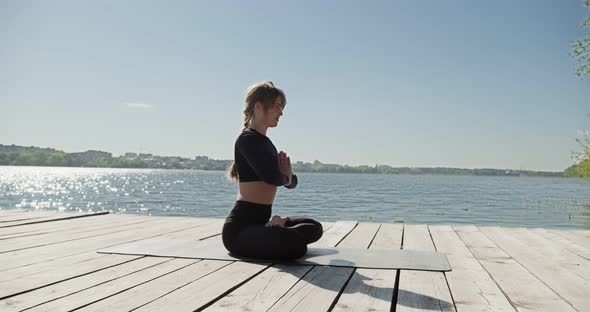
[234,128,298,189]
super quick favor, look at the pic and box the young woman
[222,81,323,260]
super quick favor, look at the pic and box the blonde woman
[222,81,323,260]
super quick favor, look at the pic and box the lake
[1,166,589,229]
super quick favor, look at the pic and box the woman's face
[259,97,284,128]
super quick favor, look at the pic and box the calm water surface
[1,166,589,229]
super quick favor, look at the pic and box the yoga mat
[98,238,451,272]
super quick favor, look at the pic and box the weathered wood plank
[8,221,225,311]
[429,225,516,312]
[0,209,29,217]
[530,227,590,261]
[332,222,398,312]
[548,229,590,249]
[134,261,271,312]
[267,266,354,312]
[0,218,224,309]
[0,256,169,311]
[322,221,335,232]
[0,218,221,292]
[504,227,590,280]
[0,211,58,221]
[0,230,46,241]
[79,260,262,312]
[0,213,153,239]
[261,221,367,312]
[0,254,142,299]
[336,222,380,249]
[25,258,200,312]
[52,220,229,312]
[480,226,590,311]
[370,223,403,249]
[310,221,358,248]
[0,211,109,228]
[0,215,159,252]
[396,224,456,312]
[454,225,577,312]
[1,217,212,271]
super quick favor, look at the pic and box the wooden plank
[0,256,170,311]
[267,266,354,312]
[201,264,312,312]
[454,225,577,312]
[75,260,233,312]
[0,217,179,269]
[76,260,266,312]
[2,216,212,271]
[322,221,335,232]
[0,211,109,228]
[0,218,224,299]
[370,223,403,249]
[332,222,398,312]
[0,213,153,238]
[0,211,58,221]
[1,251,125,283]
[68,222,234,312]
[0,230,46,241]
[0,254,142,299]
[0,211,105,225]
[503,227,590,280]
[24,258,201,312]
[134,261,271,312]
[310,221,358,248]
[0,215,167,253]
[429,225,516,312]
[254,221,363,312]
[480,226,590,311]
[0,220,221,282]
[336,222,381,249]
[0,209,29,217]
[396,224,456,312]
[530,227,590,261]
[549,229,590,248]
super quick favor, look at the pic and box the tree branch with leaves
[572,0,590,78]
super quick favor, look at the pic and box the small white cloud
[125,102,152,109]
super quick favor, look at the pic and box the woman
[222,81,323,260]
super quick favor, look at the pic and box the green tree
[572,0,590,78]
[569,2,590,179]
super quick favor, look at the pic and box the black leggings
[222,200,323,260]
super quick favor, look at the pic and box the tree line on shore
[0,144,570,177]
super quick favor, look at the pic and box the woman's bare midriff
[237,181,278,205]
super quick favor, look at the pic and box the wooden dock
[0,209,588,311]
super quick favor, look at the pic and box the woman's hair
[227,81,287,182]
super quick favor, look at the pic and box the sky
[1,0,589,172]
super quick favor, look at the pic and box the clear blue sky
[1,0,589,171]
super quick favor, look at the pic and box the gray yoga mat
[98,238,451,272]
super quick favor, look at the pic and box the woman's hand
[267,215,289,227]
[278,151,293,185]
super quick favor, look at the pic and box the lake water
[1,166,589,229]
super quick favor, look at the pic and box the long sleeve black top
[234,128,298,188]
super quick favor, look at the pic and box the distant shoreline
[0,144,566,177]
[0,164,573,178]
